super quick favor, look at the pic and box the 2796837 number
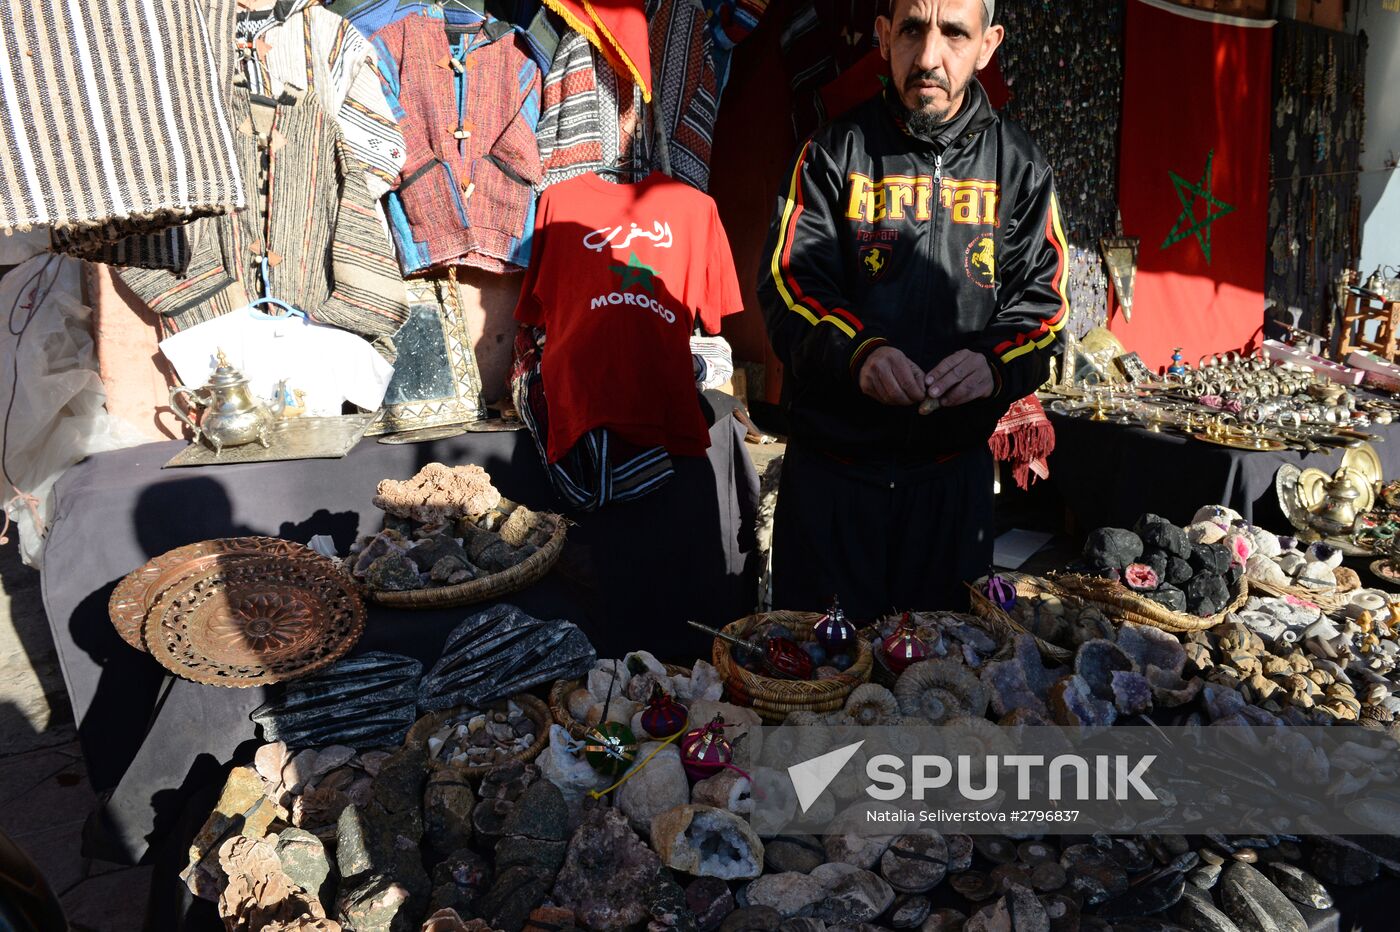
[1010,810,1080,823]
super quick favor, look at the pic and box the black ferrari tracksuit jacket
[758,80,1068,619]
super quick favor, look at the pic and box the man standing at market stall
[758,0,1068,619]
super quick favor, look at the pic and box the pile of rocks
[350,464,554,593]
[559,652,724,739]
[992,590,1118,656]
[194,693,1399,932]
[974,502,1400,728]
[423,704,538,770]
[1073,513,1243,617]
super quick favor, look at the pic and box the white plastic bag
[0,256,149,567]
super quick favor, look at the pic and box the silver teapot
[170,350,280,456]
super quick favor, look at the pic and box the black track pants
[771,442,995,623]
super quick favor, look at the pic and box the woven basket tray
[1052,572,1248,634]
[1247,573,1357,614]
[548,663,691,740]
[367,513,566,609]
[713,611,872,724]
[858,607,1070,690]
[964,580,1076,665]
[404,693,550,779]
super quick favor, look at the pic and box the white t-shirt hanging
[159,308,395,417]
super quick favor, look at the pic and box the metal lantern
[813,598,858,654]
[680,715,733,781]
[583,722,638,777]
[881,614,928,676]
[640,683,688,739]
[985,574,1018,612]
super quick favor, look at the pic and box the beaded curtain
[1267,20,1367,337]
[995,1,1124,337]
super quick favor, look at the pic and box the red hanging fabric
[1111,0,1272,371]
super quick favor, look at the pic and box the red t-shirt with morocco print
[515,171,743,463]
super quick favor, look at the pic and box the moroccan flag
[1111,0,1272,371]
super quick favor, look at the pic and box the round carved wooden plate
[108,537,341,653]
[142,554,365,688]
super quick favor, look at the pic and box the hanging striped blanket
[0,0,244,242]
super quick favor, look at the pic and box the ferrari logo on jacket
[965,235,996,288]
[845,173,1000,226]
[859,244,890,280]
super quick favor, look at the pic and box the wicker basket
[1052,573,1248,634]
[368,513,566,609]
[548,663,691,740]
[1247,573,1358,614]
[405,694,551,779]
[712,611,872,723]
[964,581,1076,664]
[854,610,1060,688]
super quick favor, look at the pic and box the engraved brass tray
[1370,560,1400,586]
[163,415,373,468]
[141,553,365,688]
[1190,432,1289,452]
[108,537,335,653]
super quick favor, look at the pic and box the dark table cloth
[41,415,758,864]
[1048,412,1400,533]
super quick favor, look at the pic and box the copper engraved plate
[108,537,345,654]
[143,555,365,688]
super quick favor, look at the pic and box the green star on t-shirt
[611,252,658,293]
[1161,149,1235,264]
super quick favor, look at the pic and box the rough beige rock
[216,835,338,931]
[182,766,279,901]
[374,463,502,522]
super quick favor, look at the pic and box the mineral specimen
[218,835,338,932]
[744,873,827,918]
[617,742,690,832]
[553,807,664,930]
[364,551,424,591]
[651,805,764,880]
[840,684,901,726]
[1048,675,1117,728]
[1135,514,1192,559]
[879,834,949,893]
[254,653,425,749]
[1083,527,1144,571]
[418,606,596,711]
[1074,640,1135,700]
[1218,862,1308,932]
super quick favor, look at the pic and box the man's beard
[901,70,961,135]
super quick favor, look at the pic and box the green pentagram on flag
[611,252,658,293]
[1160,149,1235,263]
